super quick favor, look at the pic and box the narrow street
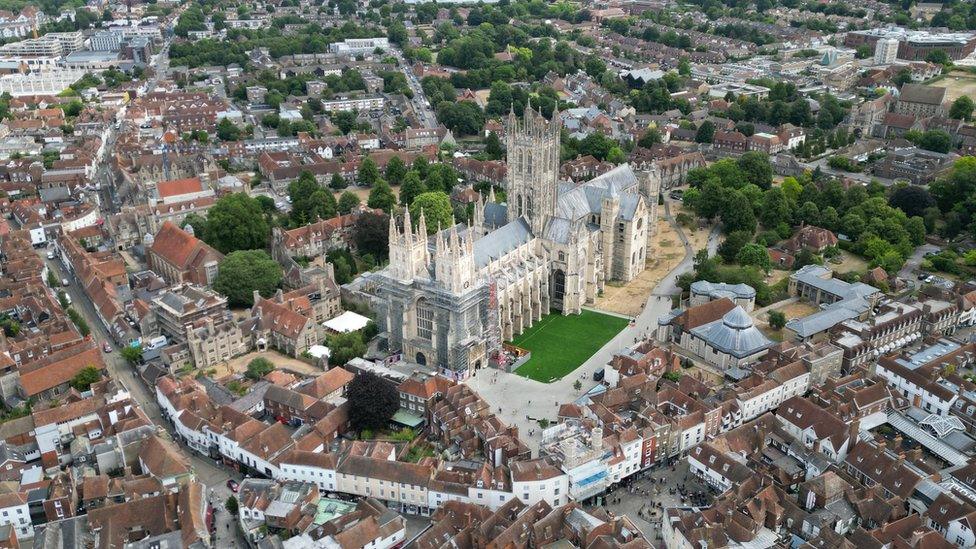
[392,47,438,127]
[38,251,247,547]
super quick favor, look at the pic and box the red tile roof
[156,177,203,199]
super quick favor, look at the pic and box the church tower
[505,105,561,235]
[388,208,429,282]
[434,223,477,294]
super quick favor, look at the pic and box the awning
[391,409,425,428]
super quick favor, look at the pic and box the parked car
[102,342,113,353]
[593,368,605,382]
[46,251,54,259]
[226,479,239,493]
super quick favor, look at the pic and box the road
[39,251,246,546]
[391,47,437,127]
[470,197,722,454]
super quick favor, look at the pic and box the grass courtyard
[509,310,629,383]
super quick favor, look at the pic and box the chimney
[252,289,261,305]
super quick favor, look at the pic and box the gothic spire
[402,205,413,241]
[417,209,428,242]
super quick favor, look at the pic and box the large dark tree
[204,193,269,254]
[213,250,283,307]
[354,212,390,261]
[347,371,399,432]
[888,185,936,218]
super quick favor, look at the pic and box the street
[39,251,247,547]
[392,47,438,127]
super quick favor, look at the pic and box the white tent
[323,311,372,333]
[308,345,330,359]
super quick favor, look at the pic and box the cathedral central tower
[505,105,561,235]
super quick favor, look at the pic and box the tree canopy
[410,192,454,233]
[214,250,283,307]
[346,371,398,431]
[204,193,269,254]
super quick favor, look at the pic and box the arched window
[558,251,565,262]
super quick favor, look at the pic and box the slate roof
[483,202,508,230]
[899,84,947,106]
[555,164,641,222]
[472,218,533,268]
[689,306,773,358]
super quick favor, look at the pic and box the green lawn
[510,310,629,383]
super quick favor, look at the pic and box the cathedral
[373,107,660,379]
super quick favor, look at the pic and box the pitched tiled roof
[156,177,203,199]
[149,221,220,270]
[672,298,737,331]
[19,344,106,397]
[139,435,191,479]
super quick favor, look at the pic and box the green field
[510,310,629,382]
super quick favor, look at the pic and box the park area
[509,309,629,382]
[937,69,976,102]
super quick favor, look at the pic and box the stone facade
[373,107,657,379]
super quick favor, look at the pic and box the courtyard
[593,217,685,317]
[509,309,629,382]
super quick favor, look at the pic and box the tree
[638,128,662,148]
[329,173,347,190]
[204,193,269,254]
[718,230,753,263]
[797,201,821,226]
[216,118,241,141]
[0,315,18,337]
[213,250,283,307]
[358,157,380,187]
[70,366,102,391]
[950,95,975,121]
[573,379,583,391]
[288,172,337,226]
[760,187,792,229]
[737,151,773,190]
[409,192,454,233]
[781,177,802,202]
[225,496,239,516]
[331,110,357,134]
[367,180,396,213]
[354,212,390,261]
[120,345,142,365]
[607,146,626,164]
[337,191,361,214]
[888,185,935,218]
[916,129,954,154]
[768,310,787,330]
[399,171,426,206]
[695,120,715,143]
[736,243,772,273]
[485,131,503,159]
[925,49,951,66]
[346,370,398,431]
[245,357,274,380]
[385,156,407,187]
[721,192,757,234]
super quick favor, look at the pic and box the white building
[277,451,338,493]
[509,459,569,508]
[0,493,32,540]
[328,37,389,55]
[874,37,899,65]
